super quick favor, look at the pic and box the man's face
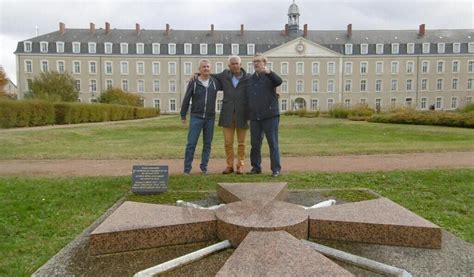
[199,62,211,76]
[253,58,266,72]
[228,59,241,74]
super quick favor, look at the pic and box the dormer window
[453,43,461,53]
[376,43,384,54]
[231,44,239,55]
[360,43,368,55]
[72,42,81,53]
[216,43,223,55]
[391,43,399,54]
[104,42,113,54]
[120,43,128,54]
[88,42,96,54]
[168,43,176,55]
[24,41,32,52]
[200,43,208,55]
[136,43,144,54]
[184,43,192,55]
[345,43,353,55]
[152,43,160,54]
[468,42,474,53]
[422,43,430,54]
[56,42,64,53]
[437,43,445,54]
[40,41,48,53]
[247,44,255,55]
[407,43,415,54]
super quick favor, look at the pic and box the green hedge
[0,100,160,128]
[329,104,375,119]
[283,109,320,118]
[368,109,474,128]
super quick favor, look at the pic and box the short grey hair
[198,59,211,69]
[227,55,241,64]
[253,53,267,64]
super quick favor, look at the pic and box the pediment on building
[264,37,340,57]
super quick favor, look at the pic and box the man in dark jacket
[246,54,283,177]
[213,56,250,174]
[180,59,222,175]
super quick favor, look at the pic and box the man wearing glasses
[246,54,283,177]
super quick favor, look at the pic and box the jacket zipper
[203,81,209,118]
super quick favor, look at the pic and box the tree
[0,66,8,97]
[98,87,142,107]
[30,71,78,102]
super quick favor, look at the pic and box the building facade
[15,2,474,112]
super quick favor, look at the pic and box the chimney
[346,24,352,38]
[59,22,65,34]
[240,24,244,36]
[90,23,95,34]
[165,23,170,36]
[211,24,214,36]
[135,23,140,34]
[303,24,308,37]
[105,22,110,34]
[285,24,289,36]
[418,24,426,37]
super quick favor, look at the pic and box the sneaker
[183,172,190,176]
[247,168,262,175]
[222,167,234,174]
[236,168,243,175]
[201,170,208,176]
[272,171,280,177]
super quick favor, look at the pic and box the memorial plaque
[131,165,168,194]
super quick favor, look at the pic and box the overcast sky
[1,0,473,84]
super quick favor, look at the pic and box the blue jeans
[250,116,281,173]
[184,116,215,173]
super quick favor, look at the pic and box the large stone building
[15,2,474,112]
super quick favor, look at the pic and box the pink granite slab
[309,197,442,249]
[217,182,288,203]
[216,231,353,276]
[90,201,217,255]
[215,200,308,246]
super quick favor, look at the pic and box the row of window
[344,42,474,55]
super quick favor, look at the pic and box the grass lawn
[1,169,473,276]
[0,115,473,159]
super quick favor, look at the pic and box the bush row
[0,100,160,128]
[329,104,375,119]
[283,109,320,118]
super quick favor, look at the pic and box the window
[247,62,255,74]
[200,43,208,55]
[73,61,81,74]
[105,61,113,75]
[169,99,176,112]
[24,41,32,52]
[375,80,382,92]
[437,43,445,54]
[436,79,443,91]
[327,99,334,109]
[168,43,176,55]
[216,43,223,55]
[137,80,145,93]
[421,79,428,91]
[345,43,353,54]
[422,61,429,73]
[281,62,289,75]
[437,61,444,73]
[41,60,49,72]
[421,98,427,109]
[360,43,368,55]
[344,80,352,92]
[153,80,160,92]
[391,43,399,54]
[57,61,65,73]
[247,44,255,55]
[311,99,318,110]
[120,61,129,75]
[468,42,474,53]
[136,62,145,75]
[453,43,461,54]
[452,78,459,90]
[25,60,33,73]
[375,99,381,110]
[312,62,320,75]
[281,80,288,93]
[312,80,319,92]
[215,62,224,73]
[391,79,398,91]
[281,99,288,111]
[122,80,129,92]
[468,61,474,73]
[267,62,273,71]
[327,62,336,75]
[231,43,239,55]
[407,43,415,54]
[106,79,113,90]
[422,43,430,54]
[360,98,367,104]
[120,43,128,54]
[105,43,113,54]
[405,97,413,107]
[360,80,367,92]
[436,97,442,109]
[152,43,160,54]
[296,80,304,92]
[468,79,473,90]
[136,43,144,54]
[152,62,160,75]
[390,98,397,109]
[391,61,399,74]
[184,43,192,55]
[406,79,413,91]
[90,79,97,93]
[344,62,352,75]
[40,41,48,53]
[296,62,304,75]
[327,80,334,93]
[376,43,384,54]
[360,62,368,75]
[89,61,97,74]
[169,80,176,92]
[406,61,414,74]
[184,62,192,76]
[75,79,81,91]
[88,42,96,54]
[154,99,160,108]
[344,99,351,108]
[452,61,459,73]
[73,42,81,53]
[56,42,64,53]
[168,62,176,75]
[451,97,458,109]
[376,61,383,74]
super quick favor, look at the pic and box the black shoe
[272,171,280,177]
[222,167,234,174]
[247,168,262,175]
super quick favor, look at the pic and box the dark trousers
[250,116,281,173]
[184,116,215,173]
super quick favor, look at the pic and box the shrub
[98,88,142,107]
[0,99,55,128]
[329,104,349,118]
[368,109,474,128]
[29,71,79,102]
[283,109,319,118]
[459,103,474,113]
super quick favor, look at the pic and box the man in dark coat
[213,56,250,174]
[246,54,283,177]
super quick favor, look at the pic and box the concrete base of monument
[33,190,474,277]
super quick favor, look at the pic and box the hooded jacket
[180,76,221,120]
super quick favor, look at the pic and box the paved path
[1,152,472,177]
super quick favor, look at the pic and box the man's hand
[263,67,270,74]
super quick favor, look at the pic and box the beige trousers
[223,124,247,169]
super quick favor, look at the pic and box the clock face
[296,44,304,53]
